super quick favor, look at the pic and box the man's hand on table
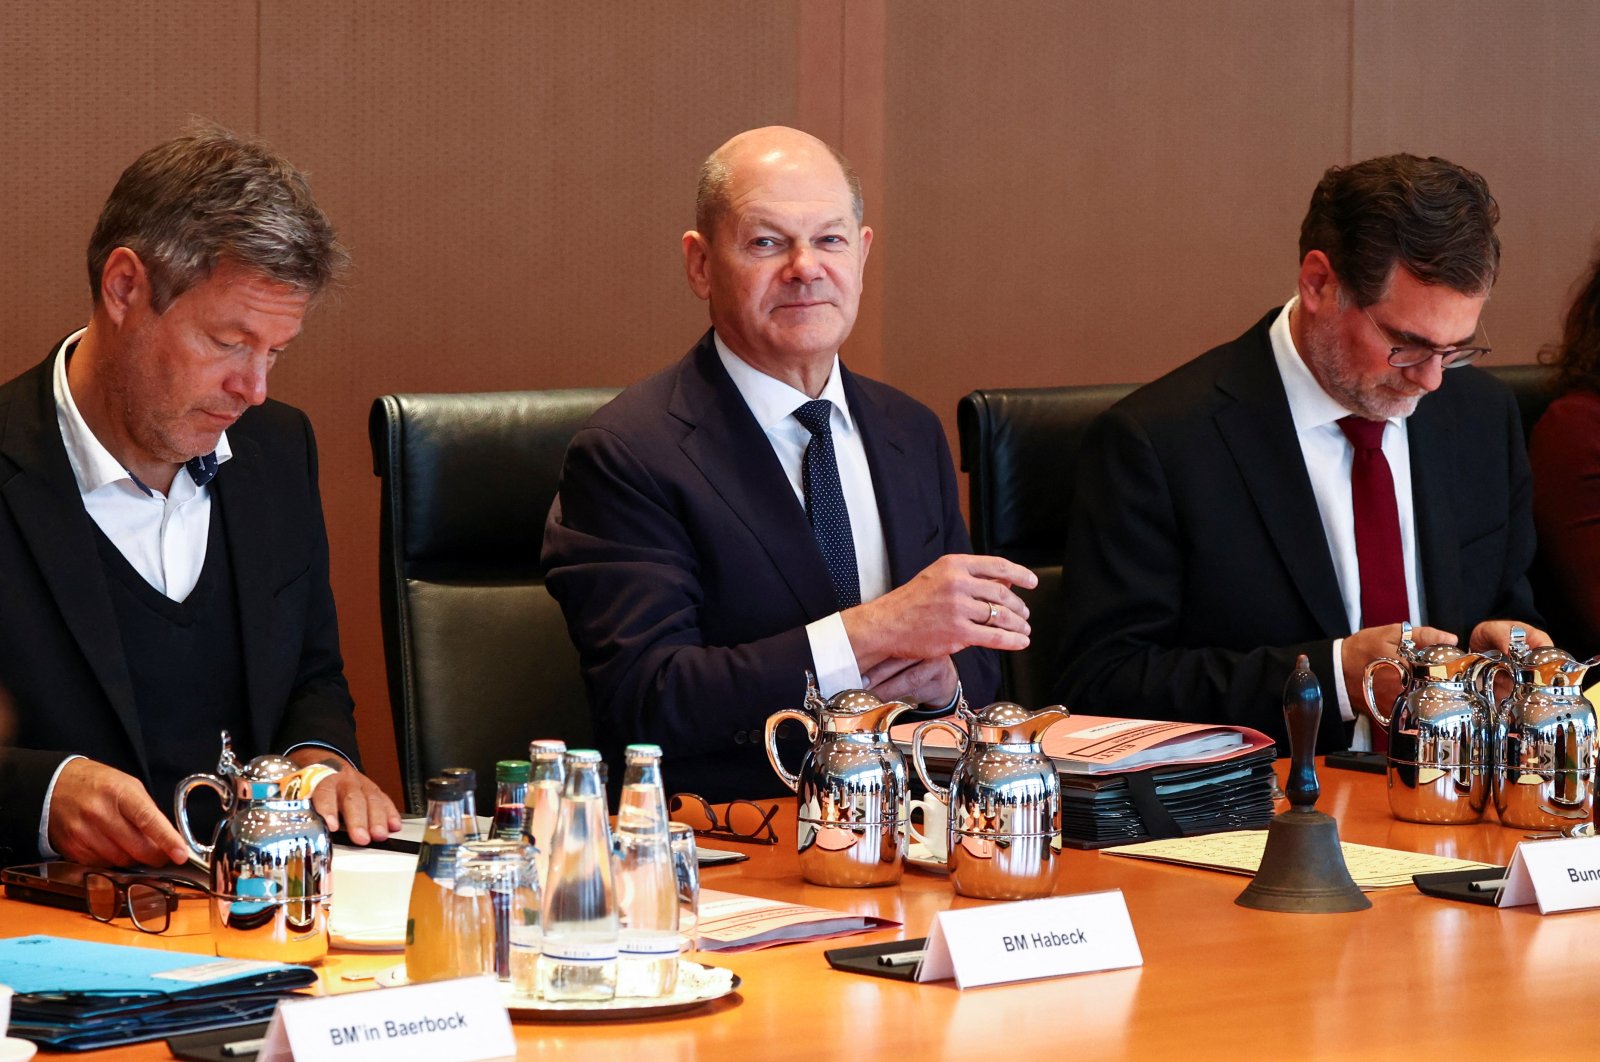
[286,748,403,845]
[48,758,191,867]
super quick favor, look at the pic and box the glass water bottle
[538,750,618,1002]
[614,744,680,998]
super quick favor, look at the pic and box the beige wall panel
[0,3,257,379]
[256,1,799,794]
[1353,1,1600,365]
[880,0,1351,438]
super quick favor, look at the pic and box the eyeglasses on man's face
[667,793,780,845]
[1361,306,1491,369]
[85,871,209,934]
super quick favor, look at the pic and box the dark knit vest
[93,498,251,839]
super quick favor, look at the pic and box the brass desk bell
[1236,654,1371,913]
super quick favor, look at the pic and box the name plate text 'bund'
[916,890,1142,989]
[1499,836,1600,914]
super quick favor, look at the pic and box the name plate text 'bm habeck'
[1499,836,1600,914]
[256,974,514,1062]
[916,890,1142,989]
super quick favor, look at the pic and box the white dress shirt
[715,333,890,696]
[1268,300,1424,734]
[52,330,232,601]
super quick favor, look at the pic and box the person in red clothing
[1531,248,1600,654]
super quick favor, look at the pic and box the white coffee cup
[0,983,12,1037]
[331,848,415,933]
[908,797,949,862]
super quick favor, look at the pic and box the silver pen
[876,949,926,967]
[221,1038,266,1058]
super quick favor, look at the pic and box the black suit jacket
[541,331,998,800]
[0,350,361,860]
[1056,309,1540,752]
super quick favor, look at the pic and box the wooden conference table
[8,763,1599,1061]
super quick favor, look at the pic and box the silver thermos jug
[1361,623,1498,824]
[764,672,916,887]
[1488,628,1599,832]
[911,701,1068,900]
[175,731,333,962]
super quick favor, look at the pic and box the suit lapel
[0,352,151,779]
[1407,394,1462,634]
[670,335,840,617]
[1212,324,1350,637]
[212,429,279,753]
[846,371,920,586]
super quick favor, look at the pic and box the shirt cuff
[39,754,84,859]
[805,613,865,697]
[1331,636,1357,724]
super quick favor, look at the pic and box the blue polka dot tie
[794,399,861,609]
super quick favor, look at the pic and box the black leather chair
[1486,362,1556,443]
[958,365,1553,710]
[957,384,1135,708]
[370,389,618,813]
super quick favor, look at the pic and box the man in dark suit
[0,127,401,865]
[543,126,1035,799]
[1057,154,1547,752]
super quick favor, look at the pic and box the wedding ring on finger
[985,603,999,626]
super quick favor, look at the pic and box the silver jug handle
[763,709,817,794]
[1361,656,1406,730]
[911,719,965,801]
[174,772,231,870]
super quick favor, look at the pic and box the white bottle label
[541,939,618,963]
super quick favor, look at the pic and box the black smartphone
[1,860,93,912]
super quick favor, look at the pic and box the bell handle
[174,772,231,871]
[911,719,965,800]
[1361,657,1406,730]
[763,710,816,794]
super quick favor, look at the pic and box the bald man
[542,127,1034,799]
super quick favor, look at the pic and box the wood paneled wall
[4,1,1596,800]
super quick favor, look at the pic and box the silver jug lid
[213,731,299,800]
[961,701,1070,744]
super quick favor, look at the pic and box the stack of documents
[0,935,317,1050]
[894,714,1279,850]
[1058,748,1278,848]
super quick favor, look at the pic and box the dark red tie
[1339,416,1408,754]
[1337,416,1409,628]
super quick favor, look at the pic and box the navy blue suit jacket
[542,331,998,800]
[0,350,361,861]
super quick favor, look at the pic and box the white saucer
[906,840,949,875]
[330,923,406,950]
[0,1037,36,1061]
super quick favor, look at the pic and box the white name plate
[916,889,1142,989]
[1499,836,1600,914]
[257,974,514,1062]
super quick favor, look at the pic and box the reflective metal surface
[911,701,1067,900]
[765,673,915,887]
[176,731,332,962]
[1362,624,1494,824]
[1490,629,1599,832]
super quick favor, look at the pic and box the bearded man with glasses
[1057,153,1547,754]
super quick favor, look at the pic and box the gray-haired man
[0,126,400,866]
